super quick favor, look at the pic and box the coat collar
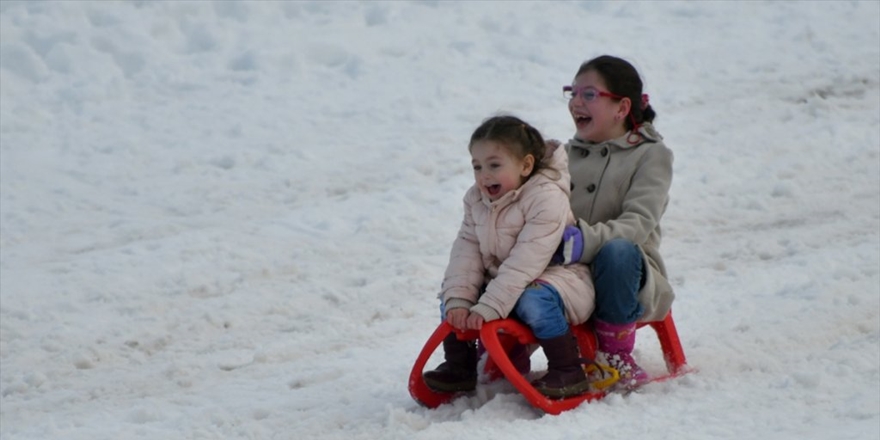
[568,122,662,151]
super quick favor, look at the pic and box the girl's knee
[593,238,642,272]
[516,287,549,315]
[515,284,563,321]
[597,238,640,263]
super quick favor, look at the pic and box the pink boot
[594,320,649,389]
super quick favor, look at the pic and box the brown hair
[577,55,656,130]
[468,115,548,178]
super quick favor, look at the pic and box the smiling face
[470,140,535,202]
[568,70,631,143]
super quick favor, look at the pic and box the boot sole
[534,380,592,399]
[423,377,476,393]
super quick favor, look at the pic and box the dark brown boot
[422,333,477,392]
[531,332,590,398]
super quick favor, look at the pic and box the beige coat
[439,145,595,325]
[566,122,674,323]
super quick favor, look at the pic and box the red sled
[408,311,689,415]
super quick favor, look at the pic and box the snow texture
[1,1,878,439]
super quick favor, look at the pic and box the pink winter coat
[439,145,595,325]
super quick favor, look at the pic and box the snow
[0,1,878,439]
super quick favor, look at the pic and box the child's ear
[521,154,535,177]
[617,97,632,121]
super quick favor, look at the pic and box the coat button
[570,182,575,191]
[601,147,608,157]
[587,184,596,192]
[580,149,590,157]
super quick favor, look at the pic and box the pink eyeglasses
[562,85,623,102]
[563,85,649,145]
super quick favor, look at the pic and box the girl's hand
[445,308,470,330]
[466,312,484,330]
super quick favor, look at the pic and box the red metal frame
[408,311,688,415]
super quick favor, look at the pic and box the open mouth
[486,184,501,197]
[574,114,592,128]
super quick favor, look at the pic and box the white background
[1,1,878,439]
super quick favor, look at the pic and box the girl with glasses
[554,55,676,389]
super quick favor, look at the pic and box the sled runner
[408,312,689,415]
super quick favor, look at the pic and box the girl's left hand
[466,312,484,330]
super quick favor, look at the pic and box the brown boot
[422,333,477,392]
[531,332,590,398]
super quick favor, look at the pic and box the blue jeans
[440,282,569,339]
[591,238,646,324]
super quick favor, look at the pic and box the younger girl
[555,55,676,388]
[423,115,595,399]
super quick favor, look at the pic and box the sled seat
[408,311,688,415]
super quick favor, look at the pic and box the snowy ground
[1,1,878,439]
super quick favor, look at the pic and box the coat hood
[538,141,572,197]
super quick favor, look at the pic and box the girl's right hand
[445,308,470,330]
[465,312,484,330]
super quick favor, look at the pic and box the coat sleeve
[474,185,569,321]
[578,144,673,263]
[438,189,484,308]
